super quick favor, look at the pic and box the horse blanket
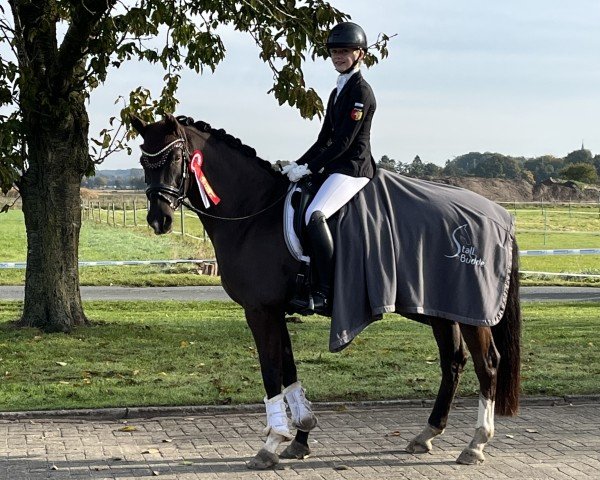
[329,169,515,352]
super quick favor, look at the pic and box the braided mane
[176,115,278,177]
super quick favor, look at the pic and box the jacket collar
[335,70,362,103]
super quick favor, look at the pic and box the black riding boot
[305,211,334,316]
[288,211,334,316]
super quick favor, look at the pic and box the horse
[132,113,521,470]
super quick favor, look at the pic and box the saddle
[286,175,336,315]
[290,176,322,248]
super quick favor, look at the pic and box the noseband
[140,138,190,209]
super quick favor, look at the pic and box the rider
[283,21,377,315]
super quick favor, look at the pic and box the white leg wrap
[264,432,287,454]
[283,381,318,431]
[263,393,293,440]
[476,394,495,438]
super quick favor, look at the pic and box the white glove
[287,164,311,182]
[280,161,297,175]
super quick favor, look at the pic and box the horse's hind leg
[407,318,467,454]
[456,324,499,465]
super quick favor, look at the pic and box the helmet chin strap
[340,62,358,74]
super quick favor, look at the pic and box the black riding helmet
[326,22,368,51]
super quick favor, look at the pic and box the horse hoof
[280,439,311,460]
[456,447,485,465]
[406,438,432,454]
[246,448,279,470]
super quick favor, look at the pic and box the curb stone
[0,394,598,421]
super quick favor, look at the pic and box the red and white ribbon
[189,150,221,209]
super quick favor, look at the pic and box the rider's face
[330,48,363,73]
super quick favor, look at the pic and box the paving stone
[0,403,598,479]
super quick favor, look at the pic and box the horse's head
[132,114,189,234]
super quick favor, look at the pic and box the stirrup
[311,291,331,317]
[287,293,316,316]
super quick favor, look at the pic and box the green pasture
[1,205,600,286]
[0,300,598,411]
[513,205,600,283]
[0,209,218,286]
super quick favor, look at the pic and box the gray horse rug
[325,169,515,352]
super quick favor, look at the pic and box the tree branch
[57,0,118,90]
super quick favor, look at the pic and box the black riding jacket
[297,71,376,179]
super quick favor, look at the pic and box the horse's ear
[164,113,178,131]
[130,115,147,137]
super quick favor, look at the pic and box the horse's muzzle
[148,215,173,235]
[147,203,173,234]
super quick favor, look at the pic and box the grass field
[0,300,598,411]
[1,203,598,411]
[0,210,218,286]
[1,205,600,285]
[514,205,600,282]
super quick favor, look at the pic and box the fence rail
[81,200,209,241]
[0,261,597,279]
[0,248,600,268]
[520,248,600,256]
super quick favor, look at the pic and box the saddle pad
[329,169,515,352]
[283,185,310,263]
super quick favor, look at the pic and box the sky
[31,1,600,169]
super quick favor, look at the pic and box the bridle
[140,137,288,221]
[141,137,190,210]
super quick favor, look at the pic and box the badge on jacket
[350,102,364,121]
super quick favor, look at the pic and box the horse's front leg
[244,307,291,469]
[244,307,317,469]
[279,318,317,460]
[407,318,468,454]
[456,324,499,465]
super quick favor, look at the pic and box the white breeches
[305,173,369,225]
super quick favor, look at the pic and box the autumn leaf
[118,426,137,432]
[141,448,160,454]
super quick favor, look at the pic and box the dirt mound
[426,176,600,203]
[431,177,534,202]
[532,182,600,202]
[80,188,100,199]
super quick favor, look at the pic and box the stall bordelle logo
[444,224,486,267]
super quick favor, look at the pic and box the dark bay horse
[132,113,521,469]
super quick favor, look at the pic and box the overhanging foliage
[0,0,391,192]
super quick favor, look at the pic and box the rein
[181,191,288,222]
[142,137,287,222]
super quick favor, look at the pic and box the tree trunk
[18,96,91,332]
[8,0,99,332]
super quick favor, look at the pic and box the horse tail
[491,237,522,416]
